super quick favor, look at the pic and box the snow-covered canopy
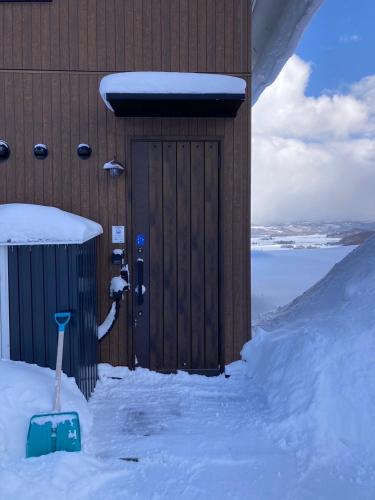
[99,72,246,112]
[252,0,324,104]
[0,204,103,245]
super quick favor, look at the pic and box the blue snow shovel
[26,311,81,458]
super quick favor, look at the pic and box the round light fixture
[0,140,10,162]
[34,144,48,160]
[77,143,92,159]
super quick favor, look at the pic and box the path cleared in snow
[82,365,371,500]
[1,362,374,499]
[85,365,299,500]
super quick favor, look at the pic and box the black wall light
[34,144,48,160]
[77,143,92,159]
[0,140,10,162]
[103,158,125,177]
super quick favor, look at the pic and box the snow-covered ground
[244,236,375,498]
[252,245,355,319]
[2,232,375,499]
[2,360,374,500]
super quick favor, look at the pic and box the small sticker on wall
[112,226,125,244]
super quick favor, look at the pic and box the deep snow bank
[244,237,375,465]
[0,360,91,460]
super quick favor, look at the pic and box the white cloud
[252,55,375,224]
[339,34,361,43]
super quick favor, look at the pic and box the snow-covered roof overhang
[252,0,324,104]
[99,72,246,118]
[0,204,103,246]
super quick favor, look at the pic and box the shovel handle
[54,312,71,332]
[53,312,71,412]
[54,330,64,413]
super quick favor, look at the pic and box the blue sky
[296,0,375,96]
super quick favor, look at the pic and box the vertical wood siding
[0,0,251,367]
[0,0,249,73]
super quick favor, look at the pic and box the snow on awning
[99,72,246,117]
[0,204,103,246]
[252,0,324,104]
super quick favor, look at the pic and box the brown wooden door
[131,140,220,374]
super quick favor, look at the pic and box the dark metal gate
[8,239,98,398]
[131,140,220,374]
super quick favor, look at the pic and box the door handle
[136,258,144,305]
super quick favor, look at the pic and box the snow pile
[100,72,246,111]
[252,0,324,104]
[0,204,103,245]
[244,236,375,466]
[0,360,91,460]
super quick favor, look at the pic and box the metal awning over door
[131,141,220,374]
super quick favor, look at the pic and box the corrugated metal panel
[7,240,98,398]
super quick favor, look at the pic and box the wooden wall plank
[20,74,30,203]
[197,0,207,72]
[115,0,125,71]
[59,0,69,70]
[50,0,60,69]
[96,0,106,70]
[215,0,225,73]
[42,73,53,204]
[3,7,13,68]
[225,0,234,73]
[124,0,134,70]
[32,73,44,205]
[68,0,79,71]
[152,0,162,70]
[12,4,22,69]
[161,0,171,71]
[179,0,189,72]
[31,4,41,69]
[78,0,88,71]
[40,1,51,69]
[170,0,180,70]
[51,73,62,207]
[3,74,15,201]
[0,5,4,68]
[105,0,116,72]
[134,0,143,71]
[188,0,197,71]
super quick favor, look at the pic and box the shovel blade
[26,412,81,458]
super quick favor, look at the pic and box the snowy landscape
[2,0,375,497]
[0,223,374,499]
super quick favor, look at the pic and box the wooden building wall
[0,0,251,367]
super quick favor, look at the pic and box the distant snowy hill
[251,221,375,238]
[244,235,375,471]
